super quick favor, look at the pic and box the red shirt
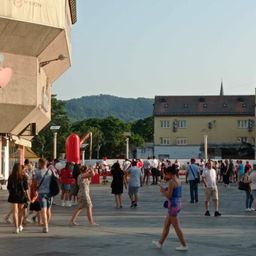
[60,168,73,184]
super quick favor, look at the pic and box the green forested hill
[64,94,154,122]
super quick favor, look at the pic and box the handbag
[189,165,200,183]
[50,174,60,197]
[163,200,168,208]
[238,181,250,192]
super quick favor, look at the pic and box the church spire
[220,80,224,96]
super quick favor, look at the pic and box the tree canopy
[32,97,154,159]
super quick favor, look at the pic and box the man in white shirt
[202,160,221,217]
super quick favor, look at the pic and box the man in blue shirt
[126,160,142,208]
[186,158,200,203]
[238,160,245,181]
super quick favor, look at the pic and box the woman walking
[152,164,188,251]
[243,166,253,211]
[70,165,97,226]
[223,159,230,187]
[111,162,126,208]
[7,163,30,234]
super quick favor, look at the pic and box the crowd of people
[4,156,256,252]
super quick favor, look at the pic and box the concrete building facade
[0,0,76,181]
[153,93,256,159]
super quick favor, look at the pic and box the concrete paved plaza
[0,181,255,256]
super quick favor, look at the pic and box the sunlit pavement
[0,180,255,256]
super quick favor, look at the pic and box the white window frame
[177,120,187,129]
[237,137,248,143]
[237,120,248,129]
[160,120,170,128]
[176,137,188,145]
[160,137,170,145]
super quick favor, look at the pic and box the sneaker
[176,245,188,251]
[67,201,72,207]
[250,208,255,211]
[61,201,65,207]
[130,201,135,208]
[214,211,221,217]
[42,227,49,233]
[32,216,37,223]
[152,240,162,249]
[190,201,195,204]
[13,228,19,234]
[133,203,137,208]
[19,226,23,232]
[205,210,210,216]
[245,208,251,212]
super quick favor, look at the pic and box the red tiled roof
[154,95,255,116]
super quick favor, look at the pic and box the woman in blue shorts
[152,164,188,251]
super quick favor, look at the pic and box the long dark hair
[9,163,24,183]
[112,162,121,171]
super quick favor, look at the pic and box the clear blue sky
[53,0,256,100]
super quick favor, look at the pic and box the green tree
[32,95,71,158]
[131,116,154,142]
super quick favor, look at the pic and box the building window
[160,120,170,128]
[223,103,228,108]
[241,103,247,108]
[160,137,170,145]
[163,103,169,109]
[177,120,187,128]
[237,120,248,129]
[237,137,248,143]
[203,103,207,108]
[176,137,187,145]
[183,103,188,108]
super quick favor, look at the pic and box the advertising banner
[0,0,65,28]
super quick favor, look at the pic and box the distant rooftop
[154,95,255,116]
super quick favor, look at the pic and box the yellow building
[154,92,256,159]
[0,0,77,181]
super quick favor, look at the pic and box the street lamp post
[50,125,61,159]
[80,144,88,166]
[204,134,208,162]
[125,137,129,159]
[123,132,131,159]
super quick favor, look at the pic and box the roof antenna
[220,79,224,96]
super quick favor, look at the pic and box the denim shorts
[128,186,139,196]
[61,184,71,191]
[39,193,53,209]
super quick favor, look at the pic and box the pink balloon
[0,67,12,88]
